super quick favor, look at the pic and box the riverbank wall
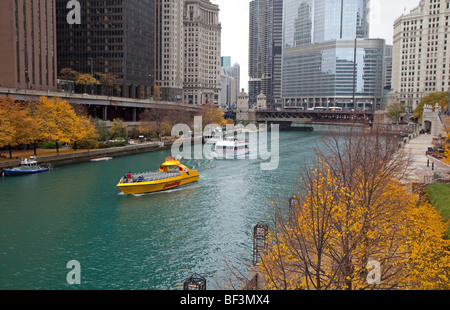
[0,140,179,169]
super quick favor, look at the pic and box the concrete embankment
[0,141,178,169]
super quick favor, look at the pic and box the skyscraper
[391,0,450,112]
[221,60,241,107]
[249,0,283,106]
[221,56,231,67]
[282,0,384,110]
[155,0,184,102]
[272,0,284,108]
[56,0,155,99]
[0,0,57,91]
[183,0,221,106]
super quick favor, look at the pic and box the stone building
[155,0,184,101]
[183,0,221,106]
[392,0,450,112]
[422,103,445,137]
[236,89,251,122]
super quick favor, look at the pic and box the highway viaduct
[0,87,201,122]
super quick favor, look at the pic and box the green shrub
[98,141,128,148]
[76,139,100,150]
[40,141,64,149]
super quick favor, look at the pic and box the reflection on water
[0,130,332,289]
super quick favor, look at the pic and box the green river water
[0,128,335,289]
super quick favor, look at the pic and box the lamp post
[183,273,206,290]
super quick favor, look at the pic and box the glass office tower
[282,0,384,110]
[249,0,283,108]
[56,0,155,99]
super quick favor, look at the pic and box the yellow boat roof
[160,157,182,167]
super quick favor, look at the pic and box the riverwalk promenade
[403,133,450,184]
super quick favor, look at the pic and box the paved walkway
[403,134,450,183]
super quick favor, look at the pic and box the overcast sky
[211,0,421,90]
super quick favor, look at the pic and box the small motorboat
[116,156,199,195]
[2,156,51,176]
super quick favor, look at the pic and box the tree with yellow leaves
[0,97,15,152]
[406,200,450,289]
[76,73,100,94]
[138,108,171,140]
[412,91,449,121]
[68,114,99,150]
[199,106,226,127]
[442,117,450,164]
[33,97,98,153]
[0,97,40,158]
[257,126,450,290]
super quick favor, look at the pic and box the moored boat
[116,156,199,195]
[211,137,250,159]
[2,156,51,176]
[203,127,224,146]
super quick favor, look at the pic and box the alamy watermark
[66,260,81,285]
[66,0,81,25]
[171,117,280,171]
[366,260,381,285]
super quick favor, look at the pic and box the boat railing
[121,171,183,183]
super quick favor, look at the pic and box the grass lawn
[426,183,450,236]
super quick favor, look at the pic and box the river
[0,127,337,290]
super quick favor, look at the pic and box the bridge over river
[256,109,375,128]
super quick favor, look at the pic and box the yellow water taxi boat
[116,156,199,195]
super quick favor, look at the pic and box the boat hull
[211,151,250,159]
[116,173,199,195]
[2,168,49,176]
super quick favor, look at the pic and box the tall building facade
[272,0,284,108]
[220,68,237,108]
[249,0,283,107]
[384,44,393,90]
[382,44,393,108]
[155,0,184,101]
[282,0,385,110]
[0,0,57,91]
[221,56,231,67]
[56,0,155,99]
[221,60,240,108]
[391,0,450,112]
[183,0,221,106]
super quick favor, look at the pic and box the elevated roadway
[0,87,200,121]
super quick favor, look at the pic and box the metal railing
[424,173,450,184]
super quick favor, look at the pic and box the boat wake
[118,183,200,197]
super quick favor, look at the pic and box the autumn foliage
[258,128,450,290]
[0,96,98,156]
